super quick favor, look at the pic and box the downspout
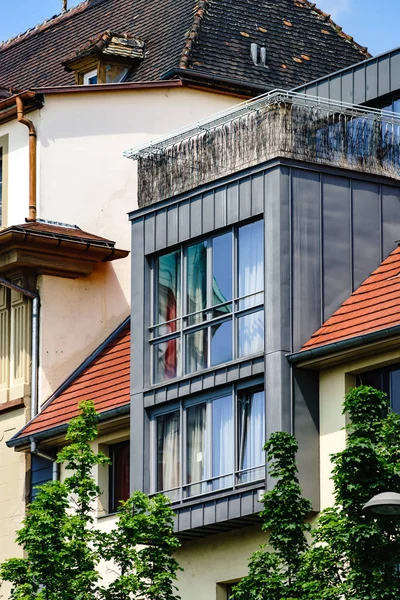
[15,95,37,222]
[0,277,40,420]
[30,438,59,481]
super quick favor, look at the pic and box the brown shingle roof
[301,246,400,351]
[0,0,370,92]
[11,320,130,444]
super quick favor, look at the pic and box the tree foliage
[234,386,400,600]
[0,400,181,600]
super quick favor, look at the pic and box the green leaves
[234,386,400,600]
[0,400,181,600]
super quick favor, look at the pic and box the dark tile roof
[301,246,400,351]
[10,319,130,444]
[0,0,370,92]
[0,221,119,246]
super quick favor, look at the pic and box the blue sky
[0,0,399,58]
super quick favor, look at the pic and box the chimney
[62,0,67,11]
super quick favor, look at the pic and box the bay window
[152,387,265,501]
[151,219,264,383]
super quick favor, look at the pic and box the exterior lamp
[363,492,400,516]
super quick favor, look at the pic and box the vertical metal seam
[319,172,324,325]
[349,179,354,291]
[379,183,383,262]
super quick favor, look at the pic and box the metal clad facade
[295,48,400,105]
[130,160,400,533]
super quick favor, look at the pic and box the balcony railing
[125,90,400,206]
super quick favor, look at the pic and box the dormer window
[62,31,144,86]
[83,69,98,85]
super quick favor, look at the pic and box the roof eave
[288,325,400,369]
[7,403,130,450]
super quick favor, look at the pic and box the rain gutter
[7,403,130,449]
[160,67,273,97]
[287,325,400,365]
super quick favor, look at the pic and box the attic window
[62,31,144,86]
[83,69,98,85]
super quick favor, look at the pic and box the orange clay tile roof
[13,319,130,442]
[302,246,400,351]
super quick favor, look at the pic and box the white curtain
[212,395,233,489]
[158,412,180,492]
[187,404,207,495]
[240,391,265,481]
[238,220,264,300]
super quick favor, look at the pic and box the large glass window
[151,220,264,383]
[152,388,265,501]
[357,363,400,413]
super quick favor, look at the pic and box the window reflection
[152,220,264,382]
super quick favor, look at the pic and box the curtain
[239,391,265,482]
[238,220,264,303]
[212,395,233,489]
[157,412,180,493]
[186,403,207,496]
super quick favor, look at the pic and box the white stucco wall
[32,86,236,402]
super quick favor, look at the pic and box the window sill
[0,397,25,414]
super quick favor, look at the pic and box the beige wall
[175,525,266,600]
[0,408,27,597]
[319,347,400,508]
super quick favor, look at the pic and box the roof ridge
[179,0,209,69]
[0,0,103,53]
[294,0,371,58]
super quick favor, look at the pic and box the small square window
[83,69,98,85]
[109,441,130,513]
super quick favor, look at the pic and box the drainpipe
[0,277,40,420]
[30,438,59,481]
[15,96,37,222]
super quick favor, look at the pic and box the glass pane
[186,328,208,374]
[211,320,232,366]
[154,337,180,383]
[157,411,180,494]
[106,64,129,83]
[186,403,207,496]
[157,250,181,326]
[109,442,130,513]
[212,233,232,311]
[390,368,400,414]
[238,391,265,483]
[187,241,207,324]
[238,310,264,357]
[238,220,264,307]
[212,395,233,490]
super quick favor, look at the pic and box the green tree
[0,400,181,600]
[234,386,400,600]
[233,432,311,600]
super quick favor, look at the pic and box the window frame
[150,218,264,384]
[83,68,98,85]
[150,379,265,503]
[108,440,130,514]
[357,362,400,413]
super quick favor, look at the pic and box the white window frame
[83,69,98,85]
